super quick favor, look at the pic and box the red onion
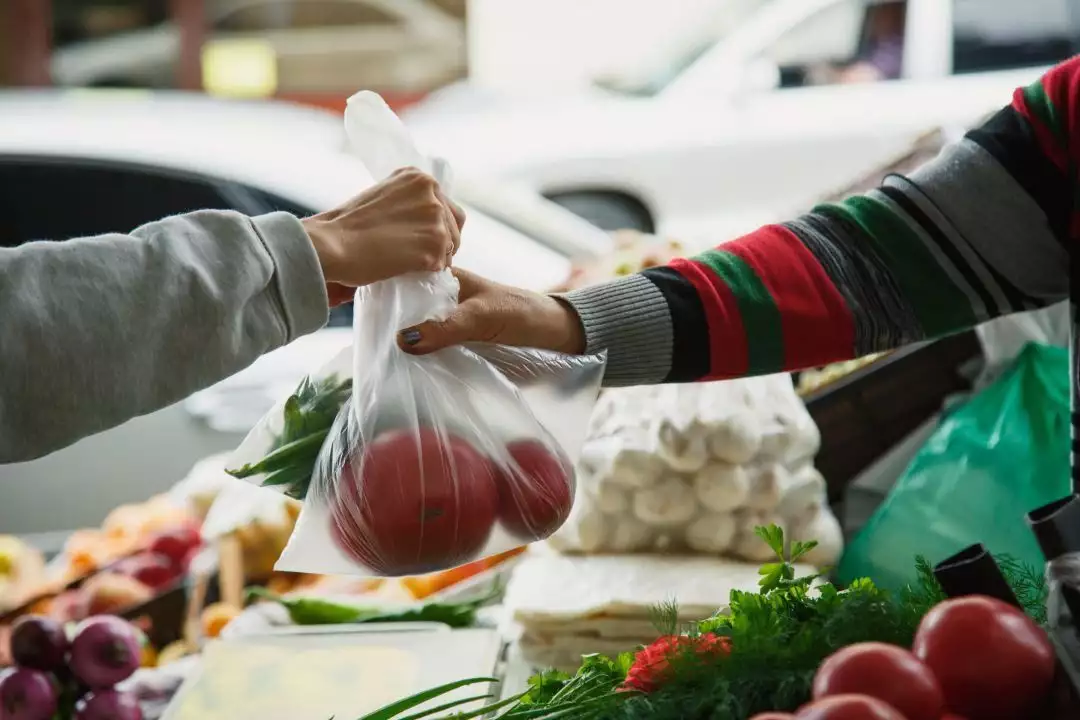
[0,668,58,720]
[10,616,69,671]
[69,617,141,689]
[75,689,144,720]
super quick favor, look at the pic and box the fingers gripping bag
[224,92,606,577]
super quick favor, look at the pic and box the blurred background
[1,0,1077,543]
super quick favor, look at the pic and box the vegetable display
[911,596,1055,720]
[1,614,144,720]
[246,583,500,629]
[353,525,1061,720]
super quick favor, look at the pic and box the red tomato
[496,439,574,541]
[331,428,498,576]
[941,715,969,720]
[813,642,943,720]
[149,526,202,569]
[112,552,179,590]
[913,595,1055,720]
[796,695,907,719]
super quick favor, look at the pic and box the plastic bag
[226,92,606,577]
[550,375,840,566]
[976,301,1070,385]
[838,342,1071,592]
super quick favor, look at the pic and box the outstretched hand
[396,268,586,356]
[302,167,465,306]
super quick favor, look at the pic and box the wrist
[301,216,341,284]
[549,296,587,355]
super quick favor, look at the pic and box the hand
[396,268,586,355]
[302,168,465,305]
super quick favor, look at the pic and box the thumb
[397,310,478,355]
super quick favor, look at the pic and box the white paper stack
[502,548,816,671]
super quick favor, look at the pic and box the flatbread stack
[502,547,816,671]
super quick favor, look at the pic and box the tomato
[112,552,179,590]
[796,694,907,719]
[812,642,943,720]
[913,595,1055,720]
[148,526,202,569]
[496,440,574,541]
[330,427,498,575]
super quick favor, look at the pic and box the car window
[757,0,908,89]
[0,159,238,246]
[952,0,1080,75]
[216,1,400,33]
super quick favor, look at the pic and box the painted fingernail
[400,329,422,346]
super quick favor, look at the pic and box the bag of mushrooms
[548,375,842,567]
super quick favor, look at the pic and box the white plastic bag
[550,376,841,566]
[226,92,606,577]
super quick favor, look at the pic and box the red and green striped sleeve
[563,56,1078,387]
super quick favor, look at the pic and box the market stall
[5,105,1075,720]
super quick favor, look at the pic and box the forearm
[0,210,329,462]
[565,99,1071,387]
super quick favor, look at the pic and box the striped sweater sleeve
[564,57,1078,387]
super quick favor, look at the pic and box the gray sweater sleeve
[0,210,330,463]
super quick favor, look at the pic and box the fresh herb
[350,524,1050,720]
[227,375,351,499]
[247,583,501,629]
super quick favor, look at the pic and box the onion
[0,668,58,720]
[75,689,144,720]
[10,616,69,671]
[69,617,141,689]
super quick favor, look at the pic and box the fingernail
[400,329,422,346]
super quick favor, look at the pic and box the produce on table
[74,688,143,720]
[551,230,687,293]
[811,642,943,720]
[1,614,143,720]
[79,574,152,619]
[69,617,142,689]
[60,497,199,582]
[355,525,1059,720]
[795,694,907,719]
[246,583,500,628]
[0,667,58,720]
[110,554,177,592]
[329,427,498,576]
[795,354,888,397]
[496,440,574,541]
[146,526,201,571]
[399,546,524,599]
[9,616,68,671]
[0,537,46,614]
[555,378,839,565]
[912,595,1055,720]
[200,603,241,640]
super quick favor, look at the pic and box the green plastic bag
[838,342,1071,592]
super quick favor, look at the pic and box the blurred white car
[0,89,610,537]
[405,0,1079,246]
[51,0,465,95]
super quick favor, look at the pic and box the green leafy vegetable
[227,375,351,499]
[348,524,1050,720]
[247,583,500,629]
